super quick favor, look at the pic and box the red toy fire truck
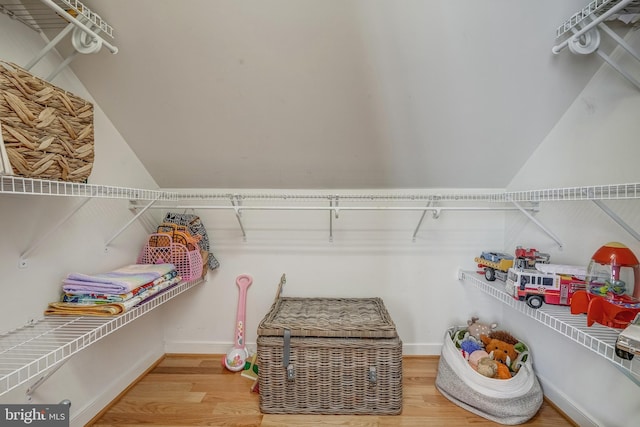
[504,264,588,309]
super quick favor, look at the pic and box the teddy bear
[467,317,498,340]
[476,357,498,378]
[480,334,518,367]
[475,356,512,379]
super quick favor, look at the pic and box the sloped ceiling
[41,1,629,188]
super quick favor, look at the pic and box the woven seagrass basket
[257,291,403,415]
[0,61,94,182]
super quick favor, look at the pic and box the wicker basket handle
[274,273,286,302]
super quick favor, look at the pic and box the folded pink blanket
[62,263,176,294]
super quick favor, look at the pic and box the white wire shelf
[4,176,640,204]
[504,183,640,202]
[0,175,176,201]
[458,269,639,382]
[555,0,640,38]
[0,277,204,397]
[0,0,114,37]
[161,182,640,203]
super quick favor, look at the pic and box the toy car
[616,312,640,360]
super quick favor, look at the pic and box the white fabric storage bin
[435,326,543,425]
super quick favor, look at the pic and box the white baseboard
[163,340,443,356]
[401,343,442,355]
[164,340,247,355]
[70,349,164,427]
[537,373,598,427]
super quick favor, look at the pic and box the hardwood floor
[88,354,575,427]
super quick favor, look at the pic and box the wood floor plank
[88,354,576,427]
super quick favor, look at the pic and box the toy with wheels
[223,274,253,371]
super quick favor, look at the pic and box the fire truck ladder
[534,263,589,278]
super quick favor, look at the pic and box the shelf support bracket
[594,21,640,90]
[24,21,76,71]
[592,199,640,242]
[509,199,563,249]
[230,195,247,241]
[19,196,93,268]
[329,197,334,242]
[412,201,434,242]
[129,204,159,235]
[26,359,69,399]
[328,196,339,242]
[105,196,159,249]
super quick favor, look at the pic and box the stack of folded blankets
[45,263,181,317]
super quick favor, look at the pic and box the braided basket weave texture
[0,61,94,182]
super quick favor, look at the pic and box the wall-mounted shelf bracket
[26,358,67,398]
[19,196,93,268]
[104,196,159,250]
[552,0,640,90]
[412,201,434,242]
[509,198,563,249]
[129,205,159,235]
[592,199,640,242]
[230,195,247,241]
[329,197,335,242]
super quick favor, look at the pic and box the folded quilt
[45,301,126,316]
[62,263,176,294]
[62,270,178,302]
[46,275,182,316]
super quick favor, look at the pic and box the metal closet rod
[139,205,532,212]
[162,194,509,202]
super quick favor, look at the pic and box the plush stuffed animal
[460,339,483,356]
[476,357,498,378]
[480,334,518,366]
[475,357,512,379]
[467,317,498,340]
[488,330,519,345]
[468,349,489,370]
[495,361,512,379]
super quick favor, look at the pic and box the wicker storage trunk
[257,296,403,415]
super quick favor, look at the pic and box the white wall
[506,29,640,427]
[0,13,165,427]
